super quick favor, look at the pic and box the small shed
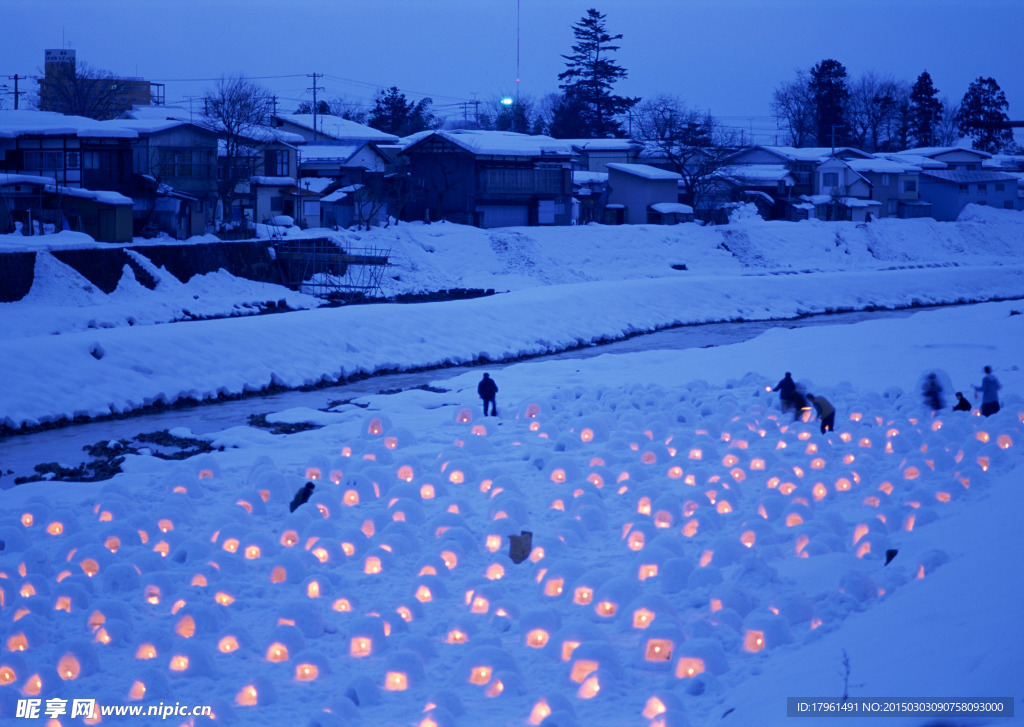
[0,173,133,243]
[648,202,694,225]
[605,164,682,224]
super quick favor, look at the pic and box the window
[900,179,917,193]
[266,150,289,176]
[881,174,891,186]
[995,183,1005,191]
[958,184,968,193]
[888,199,899,215]
[23,150,63,171]
[977,183,987,193]
[822,172,839,187]
[160,150,196,178]
[1005,201,1014,209]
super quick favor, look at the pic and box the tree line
[31,6,1018,157]
[772,60,1015,154]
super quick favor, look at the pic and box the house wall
[607,170,679,224]
[403,149,476,223]
[137,127,218,197]
[929,150,988,171]
[1,135,84,187]
[919,177,1017,221]
[575,149,636,173]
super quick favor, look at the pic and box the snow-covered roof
[876,152,946,170]
[251,176,297,186]
[274,114,400,144]
[572,171,608,185]
[753,145,871,163]
[844,158,921,174]
[920,169,1019,184]
[606,163,681,181]
[0,109,137,139]
[100,117,216,136]
[717,164,793,184]
[0,172,132,205]
[566,138,638,151]
[898,146,991,159]
[802,194,880,207]
[298,143,363,163]
[298,177,335,194]
[320,189,350,203]
[120,105,195,123]
[650,202,694,214]
[402,129,573,157]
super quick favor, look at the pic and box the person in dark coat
[953,391,972,412]
[478,373,498,417]
[773,372,798,415]
[922,373,945,411]
[806,393,835,434]
[973,366,1001,417]
[290,481,315,512]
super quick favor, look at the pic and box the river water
[0,307,922,487]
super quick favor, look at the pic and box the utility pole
[307,72,324,139]
[831,124,844,156]
[7,74,26,109]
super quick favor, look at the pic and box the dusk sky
[3,0,1022,143]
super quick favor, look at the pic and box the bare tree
[37,61,125,120]
[933,98,962,147]
[846,73,909,152]
[328,97,368,124]
[200,75,274,227]
[771,70,816,147]
[634,95,738,216]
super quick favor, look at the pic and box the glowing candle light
[676,657,705,678]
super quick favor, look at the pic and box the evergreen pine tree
[908,71,943,148]
[555,8,639,138]
[809,59,850,148]
[368,87,435,137]
[957,76,1013,153]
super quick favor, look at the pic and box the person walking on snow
[773,372,798,415]
[478,373,498,417]
[973,366,1001,417]
[806,393,835,434]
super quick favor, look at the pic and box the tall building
[39,49,164,118]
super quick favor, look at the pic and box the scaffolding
[276,237,390,301]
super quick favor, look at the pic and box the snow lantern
[460,645,520,689]
[165,641,215,678]
[624,593,681,631]
[383,650,426,691]
[527,693,576,726]
[589,577,643,622]
[347,616,388,657]
[519,609,562,650]
[234,675,278,707]
[638,625,685,670]
[742,610,793,652]
[674,637,729,678]
[443,618,479,646]
[566,640,622,687]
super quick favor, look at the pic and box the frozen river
[0,306,923,487]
